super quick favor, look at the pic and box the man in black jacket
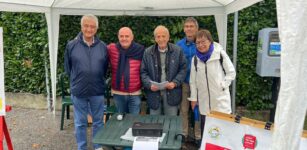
[141,25,187,116]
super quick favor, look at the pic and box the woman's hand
[191,101,197,110]
[220,81,226,91]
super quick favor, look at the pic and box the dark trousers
[200,115,206,139]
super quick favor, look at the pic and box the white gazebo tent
[0,0,306,149]
[0,0,262,114]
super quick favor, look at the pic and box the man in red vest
[107,27,144,114]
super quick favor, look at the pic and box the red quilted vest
[107,43,142,93]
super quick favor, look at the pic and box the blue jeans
[71,95,105,150]
[113,94,141,114]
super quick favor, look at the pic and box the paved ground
[3,107,198,150]
[4,107,79,150]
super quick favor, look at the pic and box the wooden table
[93,114,183,149]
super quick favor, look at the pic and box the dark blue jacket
[64,32,108,97]
[176,38,197,83]
[141,43,187,110]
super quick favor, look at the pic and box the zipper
[165,51,169,81]
[87,46,92,95]
[205,63,211,110]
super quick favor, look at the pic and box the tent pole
[45,11,60,114]
[231,11,238,114]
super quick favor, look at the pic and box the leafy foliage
[0,0,277,110]
[0,12,48,93]
[227,0,277,110]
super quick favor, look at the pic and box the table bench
[93,114,183,149]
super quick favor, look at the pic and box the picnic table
[93,113,183,149]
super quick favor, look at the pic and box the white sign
[0,27,5,116]
[150,81,168,90]
[201,116,307,150]
[121,128,165,143]
[132,136,159,150]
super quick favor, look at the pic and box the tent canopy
[0,0,260,15]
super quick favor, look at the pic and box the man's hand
[150,85,159,92]
[165,82,176,90]
[191,101,197,110]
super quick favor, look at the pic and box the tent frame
[0,0,262,113]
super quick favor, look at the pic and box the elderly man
[64,14,108,150]
[141,25,187,116]
[107,27,144,114]
[176,17,201,144]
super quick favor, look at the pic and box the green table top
[93,114,183,150]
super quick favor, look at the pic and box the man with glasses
[64,14,108,150]
[176,17,201,145]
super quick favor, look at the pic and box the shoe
[185,136,193,142]
[95,147,103,150]
[194,139,202,148]
[181,143,188,150]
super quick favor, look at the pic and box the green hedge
[57,15,217,74]
[0,12,48,93]
[0,0,277,110]
[227,0,277,110]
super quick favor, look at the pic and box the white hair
[154,25,169,37]
[80,14,99,28]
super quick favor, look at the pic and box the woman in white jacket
[188,29,236,137]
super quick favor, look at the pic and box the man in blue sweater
[64,14,108,150]
[176,17,201,146]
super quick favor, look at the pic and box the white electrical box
[256,28,280,77]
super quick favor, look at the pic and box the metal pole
[270,77,280,122]
[231,12,238,114]
[44,46,51,112]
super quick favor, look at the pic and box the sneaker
[95,147,103,150]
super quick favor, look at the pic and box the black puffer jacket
[141,43,187,110]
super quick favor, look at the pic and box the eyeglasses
[196,40,210,46]
[82,24,97,29]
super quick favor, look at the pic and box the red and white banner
[201,116,307,150]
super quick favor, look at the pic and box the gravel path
[3,107,198,150]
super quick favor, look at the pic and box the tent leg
[269,77,280,122]
[231,11,238,114]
